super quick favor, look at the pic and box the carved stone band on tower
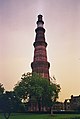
[31,15,50,79]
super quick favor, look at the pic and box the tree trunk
[38,100,41,111]
[3,112,11,119]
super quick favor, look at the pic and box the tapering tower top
[37,14,44,28]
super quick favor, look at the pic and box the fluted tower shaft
[31,15,50,79]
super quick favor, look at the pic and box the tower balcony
[31,61,50,69]
[33,41,47,47]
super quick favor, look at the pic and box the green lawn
[0,113,80,119]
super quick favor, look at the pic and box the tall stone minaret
[31,15,50,79]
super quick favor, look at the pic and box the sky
[0,0,80,102]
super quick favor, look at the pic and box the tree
[14,73,61,111]
[0,83,4,95]
[0,91,25,119]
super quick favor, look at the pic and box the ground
[0,113,80,119]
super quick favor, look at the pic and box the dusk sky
[0,0,80,102]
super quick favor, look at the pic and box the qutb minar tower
[31,15,50,79]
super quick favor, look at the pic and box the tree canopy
[0,91,25,113]
[14,73,61,111]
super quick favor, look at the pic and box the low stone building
[64,95,80,111]
[70,95,80,110]
[52,102,64,111]
[64,99,71,110]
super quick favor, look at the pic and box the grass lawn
[0,113,80,119]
